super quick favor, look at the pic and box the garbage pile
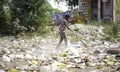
[0,24,120,72]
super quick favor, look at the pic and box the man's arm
[66,24,73,32]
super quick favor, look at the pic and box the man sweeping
[56,15,73,49]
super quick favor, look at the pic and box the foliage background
[116,0,120,21]
[0,0,61,35]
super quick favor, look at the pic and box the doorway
[92,0,98,21]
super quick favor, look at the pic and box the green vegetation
[102,0,120,41]
[74,27,80,32]
[116,0,120,21]
[0,0,62,36]
[88,21,120,41]
[103,22,120,41]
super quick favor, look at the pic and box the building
[78,0,116,22]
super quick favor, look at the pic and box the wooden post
[113,0,116,22]
[88,0,92,21]
[98,0,101,22]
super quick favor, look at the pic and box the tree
[0,0,56,35]
[0,0,62,35]
[10,0,49,34]
[0,0,11,34]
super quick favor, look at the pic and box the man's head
[65,15,70,21]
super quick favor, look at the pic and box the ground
[0,24,120,72]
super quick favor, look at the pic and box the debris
[107,48,120,54]
[0,24,119,72]
[0,70,5,72]
[9,69,20,72]
[3,56,11,62]
[60,52,67,57]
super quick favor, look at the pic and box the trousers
[56,31,68,49]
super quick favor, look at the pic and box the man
[56,15,73,49]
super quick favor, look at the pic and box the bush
[104,22,120,41]
[0,0,53,36]
[112,22,119,37]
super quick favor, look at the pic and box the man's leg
[56,32,63,49]
[63,32,68,48]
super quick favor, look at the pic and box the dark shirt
[59,18,67,32]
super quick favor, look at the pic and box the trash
[25,54,32,59]
[0,49,6,56]
[74,58,81,63]
[39,65,56,72]
[0,70,5,72]
[88,63,96,67]
[8,54,15,60]
[94,50,101,54]
[15,54,24,59]
[52,61,67,69]
[72,43,80,48]
[82,56,90,63]
[102,41,109,46]
[96,64,104,69]
[76,62,86,69]
[19,70,27,72]
[0,24,120,72]
[3,56,11,62]
[89,70,98,72]
[9,69,20,72]
[58,63,67,69]
[16,65,29,70]
[31,48,36,52]
[107,48,120,54]
[0,48,11,56]
[115,54,120,60]
[31,60,38,65]
[60,52,67,57]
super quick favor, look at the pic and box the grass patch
[82,21,120,41]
